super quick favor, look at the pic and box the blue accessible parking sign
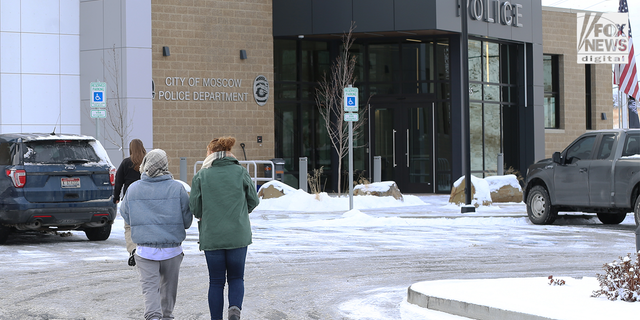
[94,92,103,102]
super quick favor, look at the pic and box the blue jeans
[204,247,247,319]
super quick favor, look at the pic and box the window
[566,136,595,162]
[596,135,615,159]
[543,55,560,129]
[623,134,640,156]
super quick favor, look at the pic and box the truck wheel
[526,186,558,225]
[84,224,112,241]
[0,225,9,244]
[596,212,627,225]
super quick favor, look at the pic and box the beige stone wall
[152,0,273,184]
[542,9,613,158]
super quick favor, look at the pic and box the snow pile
[354,181,397,193]
[485,174,522,192]
[255,181,425,212]
[452,174,492,206]
[259,180,297,195]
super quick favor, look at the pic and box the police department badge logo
[253,75,269,106]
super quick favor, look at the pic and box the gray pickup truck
[524,129,640,225]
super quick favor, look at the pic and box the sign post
[344,86,358,210]
[90,81,107,142]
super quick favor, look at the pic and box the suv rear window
[23,140,101,164]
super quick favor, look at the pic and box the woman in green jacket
[189,137,259,320]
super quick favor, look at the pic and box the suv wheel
[0,225,10,244]
[84,224,112,241]
[526,185,558,225]
[597,212,627,225]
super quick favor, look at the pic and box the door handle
[406,129,409,167]
[580,168,588,173]
[393,129,397,167]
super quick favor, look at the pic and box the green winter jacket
[189,156,260,251]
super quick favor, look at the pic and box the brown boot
[228,306,241,320]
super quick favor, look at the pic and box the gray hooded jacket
[121,173,192,248]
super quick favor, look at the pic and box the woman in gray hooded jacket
[121,149,192,320]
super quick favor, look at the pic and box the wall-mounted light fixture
[240,50,247,60]
[162,46,170,56]
[601,112,607,120]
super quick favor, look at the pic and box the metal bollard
[180,157,187,183]
[373,156,381,182]
[497,153,504,175]
[299,157,308,192]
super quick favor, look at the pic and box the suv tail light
[6,169,26,188]
[109,167,116,186]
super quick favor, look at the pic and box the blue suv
[0,133,117,244]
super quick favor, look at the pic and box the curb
[407,286,555,320]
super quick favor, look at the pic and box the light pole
[460,0,475,213]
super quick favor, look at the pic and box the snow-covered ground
[1,179,636,319]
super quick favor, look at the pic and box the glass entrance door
[372,97,435,193]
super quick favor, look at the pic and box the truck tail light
[5,169,26,188]
[109,167,116,186]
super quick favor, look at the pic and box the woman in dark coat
[114,139,147,258]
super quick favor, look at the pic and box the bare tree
[315,22,368,194]
[103,44,133,159]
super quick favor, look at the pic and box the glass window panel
[369,44,399,82]
[470,102,483,172]
[350,43,365,82]
[402,82,420,94]
[483,103,501,174]
[483,84,500,102]
[274,39,297,82]
[469,83,482,101]
[402,42,433,83]
[468,40,482,82]
[274,103,298,172]
[275,83,297,100]
[421,82,435,94]
[436,101,452,193]
[436,41,450,80]
[301,41,329,83]
[370,83,397,95]
[484,42,500,83]
[543,55,553,92]
[301,83,319,101]
[437,82,450,100]
[544,94,556,129]
[502,86,517,104]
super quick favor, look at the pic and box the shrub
[591,253,640,302]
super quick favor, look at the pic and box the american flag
[615,0,640,100]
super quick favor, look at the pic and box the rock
[449,176,492,208]
[354,181,403,200]
[490,184,523,203]
[485,175,523,203]
[258,184,285,199]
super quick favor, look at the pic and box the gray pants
[136,253,184,320]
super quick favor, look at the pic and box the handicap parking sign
[90,81,106,108]
[343,87,358,112]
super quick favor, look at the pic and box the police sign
[90,82,106,108]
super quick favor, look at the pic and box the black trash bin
[270,158,285,181]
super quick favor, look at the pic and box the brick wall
[152,0,273,183]
[542,9,613,158]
